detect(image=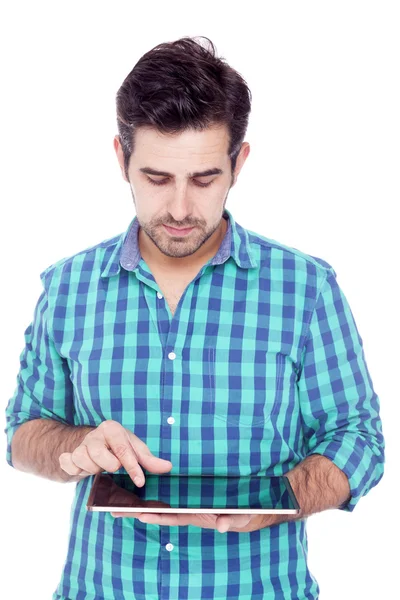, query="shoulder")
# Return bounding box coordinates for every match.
[246,226,335,277]
[38,230,123,291]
